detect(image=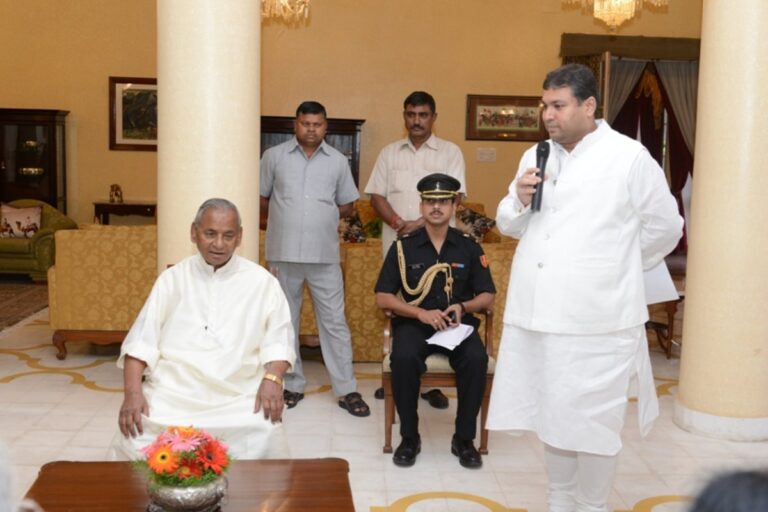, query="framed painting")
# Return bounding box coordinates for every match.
[109,76,157,151]
[465,95,547,142]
